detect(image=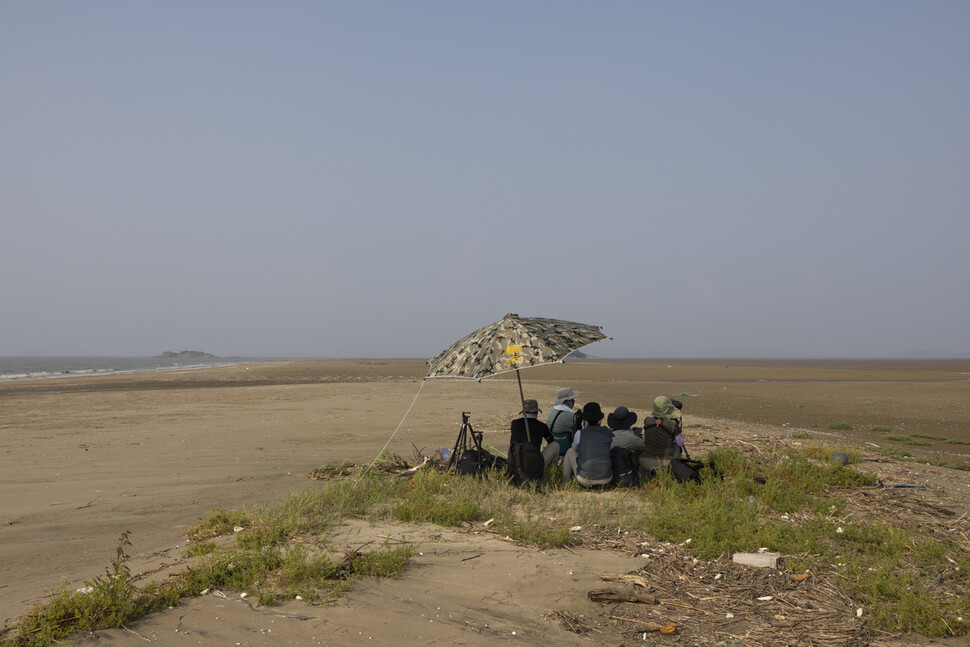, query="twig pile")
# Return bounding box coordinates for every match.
[586,544,870,646]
